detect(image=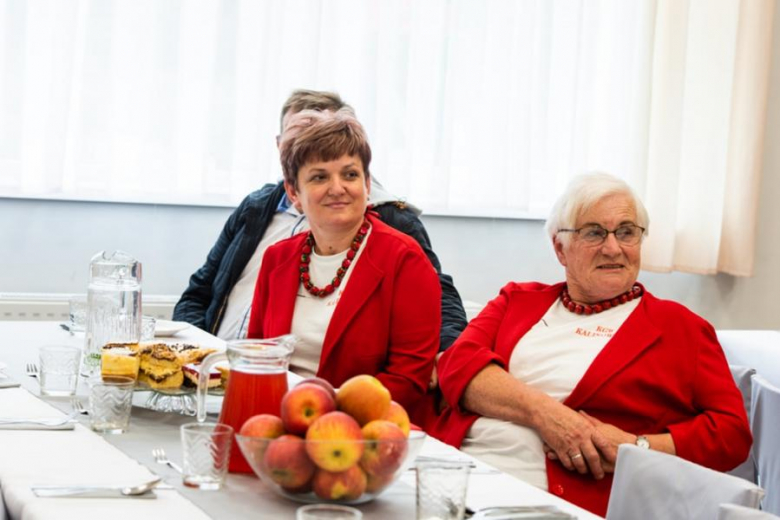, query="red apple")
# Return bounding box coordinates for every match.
[305,411,364,472]
[312,466,367,501]
[281,383,337,435]
[365,471,394,494]
[336,375,391,426]
[296,376,337,400]
[239,414,285,463]
[359,420,408,477]
[239,414,285,439]
[262,434,316,490]
[381,401,411,437]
